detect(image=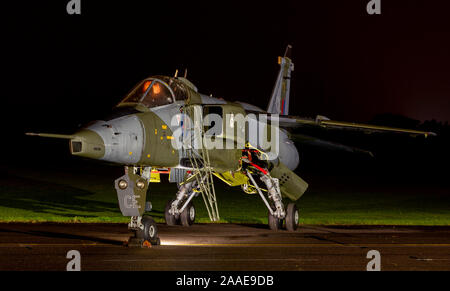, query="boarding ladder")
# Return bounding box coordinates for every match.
[181,105,220,222]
